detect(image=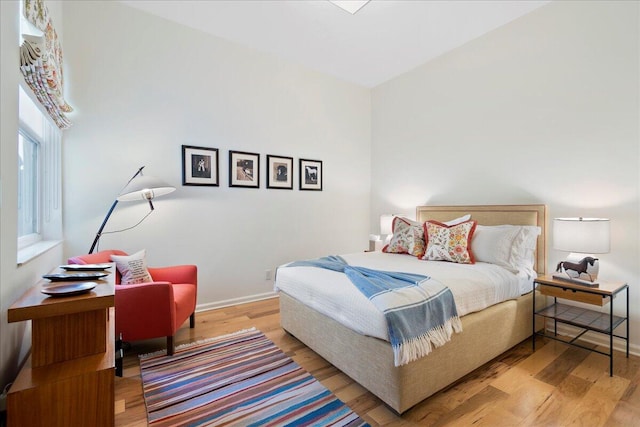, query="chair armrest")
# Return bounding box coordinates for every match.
[114,282,176,340]
[148,265,197,285]
[115,282,174,311]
